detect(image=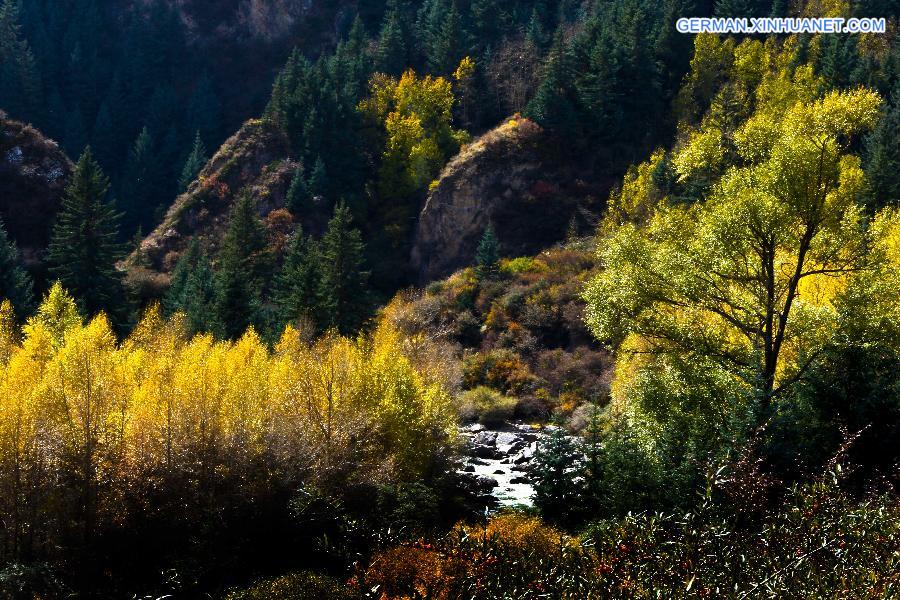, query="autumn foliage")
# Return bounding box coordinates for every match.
[0,284,455,580]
